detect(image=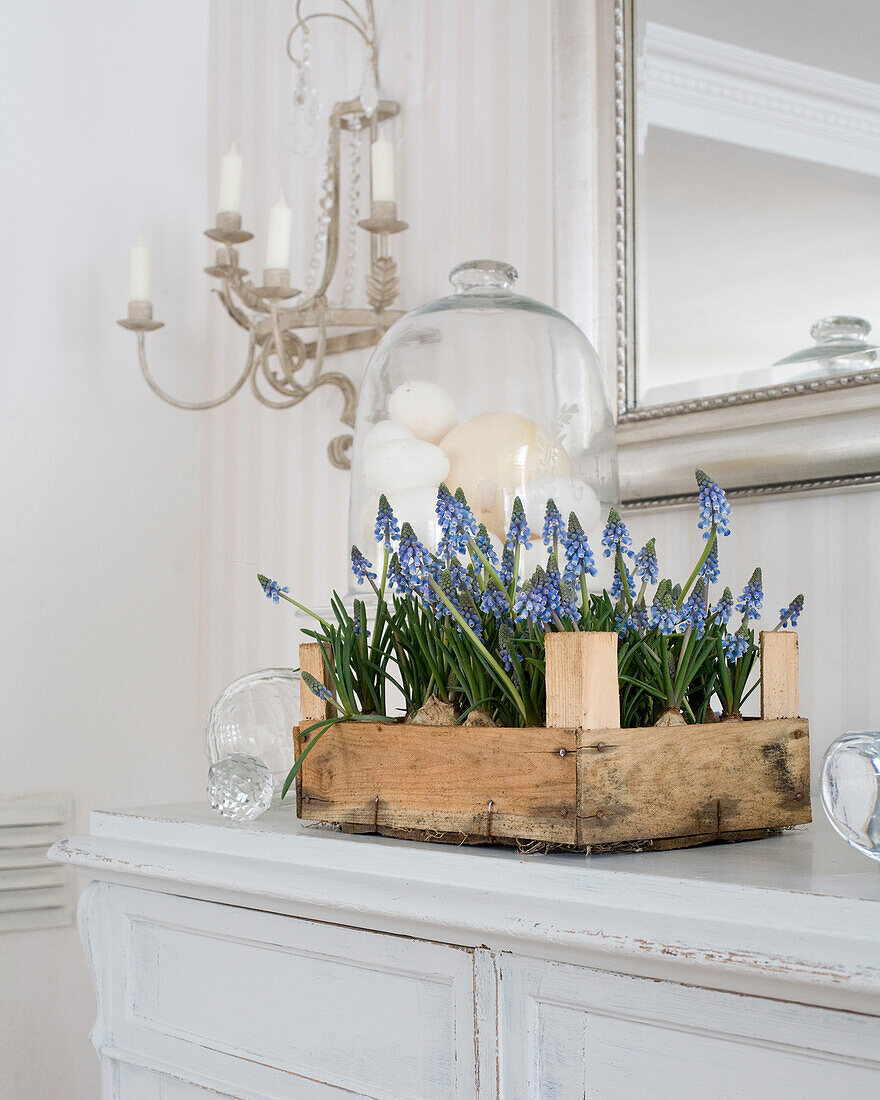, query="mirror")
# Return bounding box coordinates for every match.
[628,0,880,412]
